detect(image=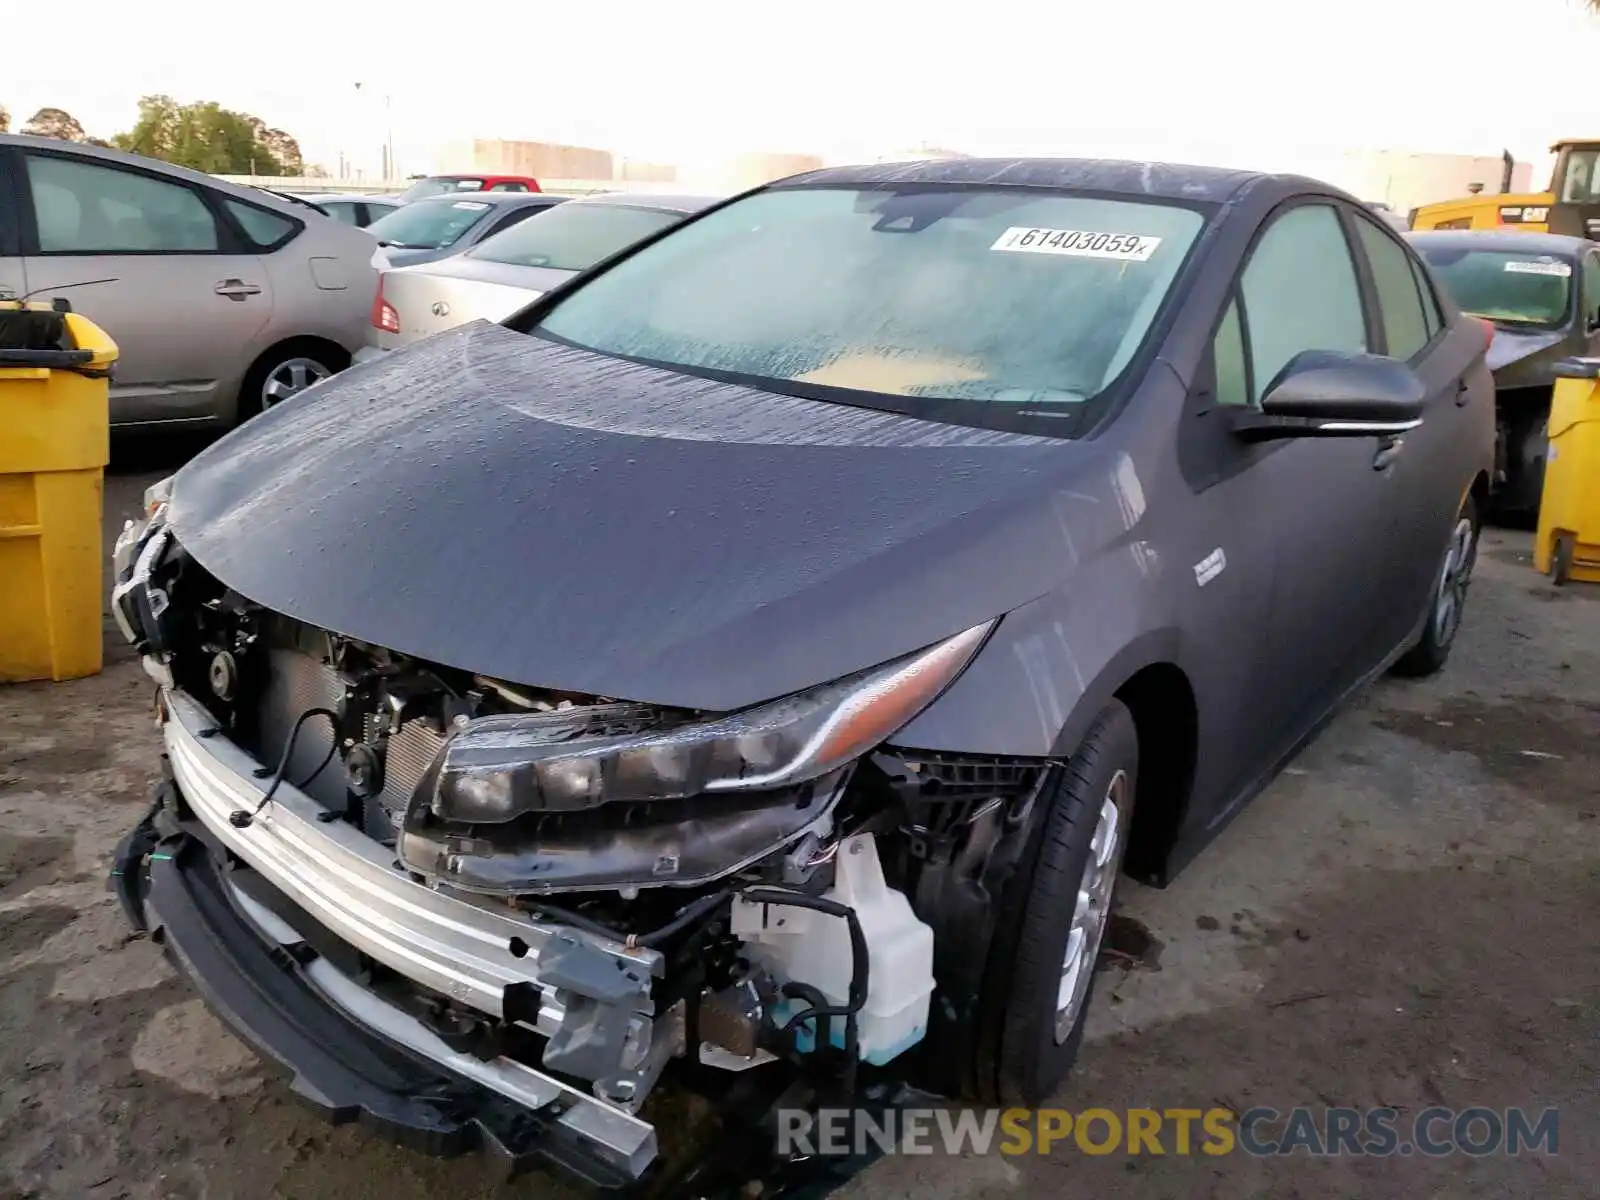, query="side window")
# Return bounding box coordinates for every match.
[1582,253,1600,330]
[323,201,361,226]
[1239,204,1367,401]
[1408,256,1443,339]
[222,198,299,248]
[488,181,528,192]
[484,207,539,238]
[1354,214,1430,359]
[1212,297,1250,406]
[25,153,219,253]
